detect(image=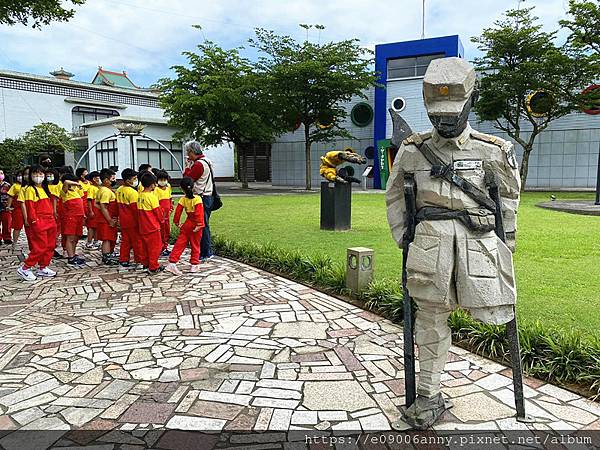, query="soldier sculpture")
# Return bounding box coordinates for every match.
[386,57,523,429]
